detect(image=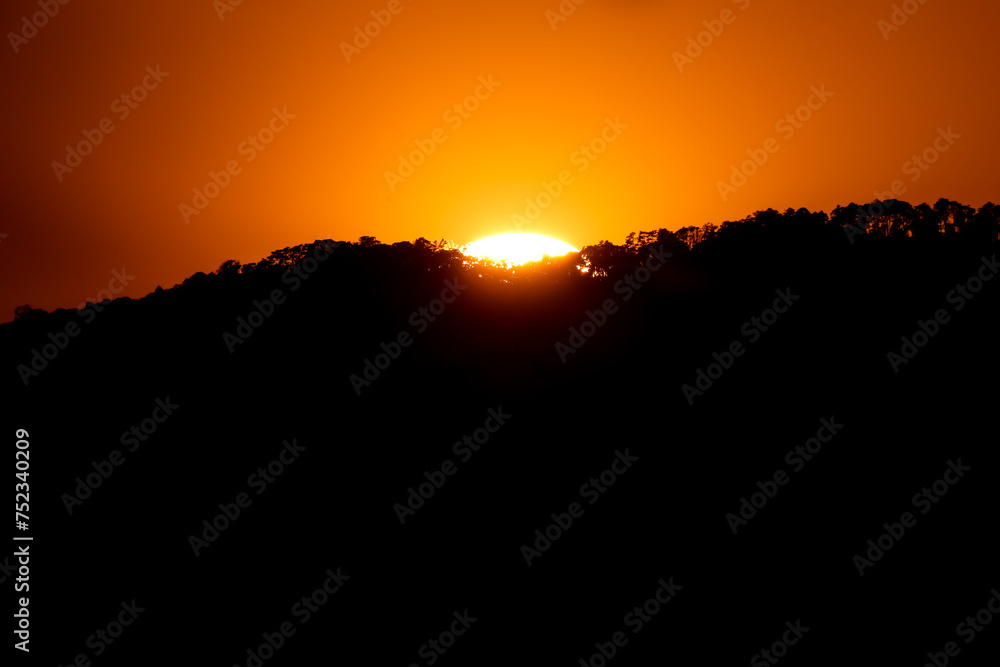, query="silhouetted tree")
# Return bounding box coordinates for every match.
[655,228,689,258]
[910,203,940,240]
[581,240,637,278]
[967,202,1000,242]
[882,199,913,239]
[933,198,974,237]
[13,304,45,321]
[217,259,242,275]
